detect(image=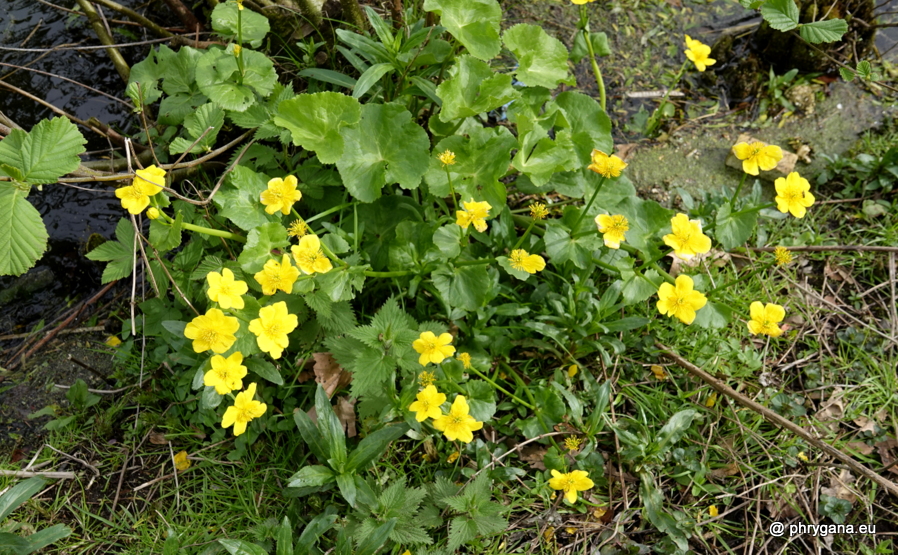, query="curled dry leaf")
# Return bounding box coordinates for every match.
[149,432,168,445]
[709,462,740,480]
[520,443,548,470]
[820,469,857,504]
[335,395,357,438]
[844,441,875,456]
[667,249,730,278]
[312,352,353,398]
[875,438,898,475]
[853,415,877,434]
